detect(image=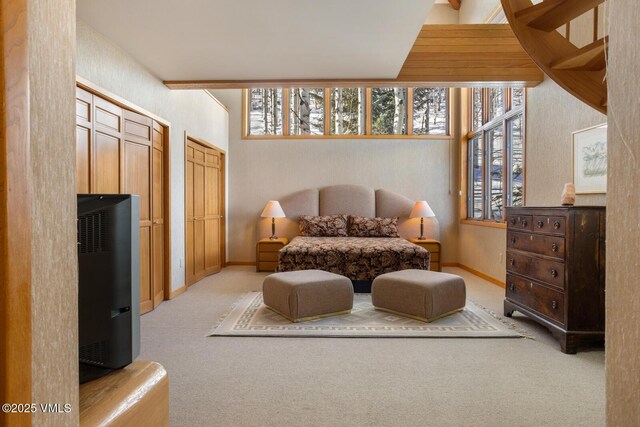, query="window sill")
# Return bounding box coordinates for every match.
[460,219,507,229]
